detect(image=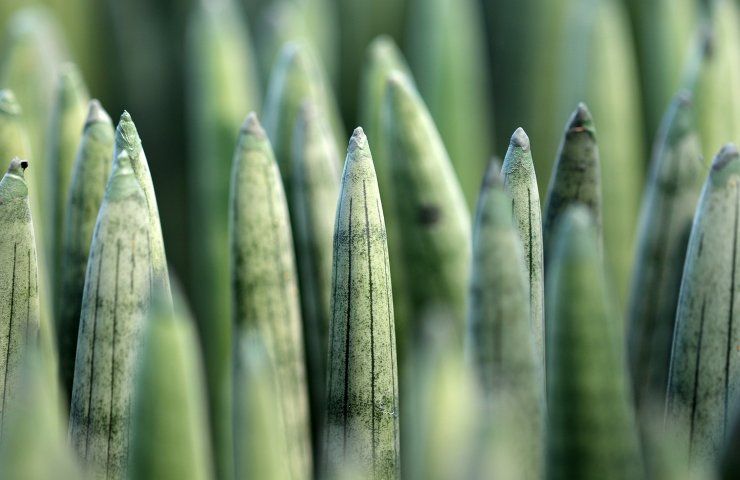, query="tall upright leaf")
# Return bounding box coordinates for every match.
[47,63,89,302]
[381,73,470,350]
[0,159,40,429]
[263,41,345,204]
[324,128,399,479]
[627,92,705,411]
[69,151,154,479]
[546,207,643,479]
[230,113,311,480]
[501,127,544,364]
[543,104,602,261]
[666,144,740,465]
[114,112,170,297]
[57,100,114,402]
